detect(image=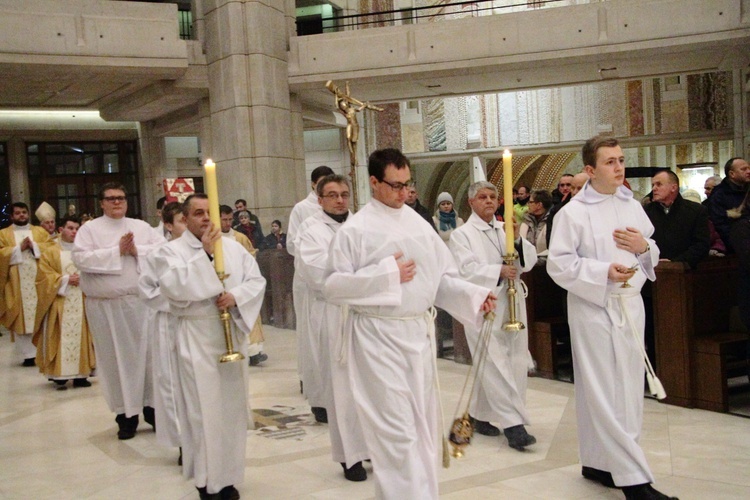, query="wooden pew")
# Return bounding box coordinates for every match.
[652,257,746,411]
[524,264,569,380]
